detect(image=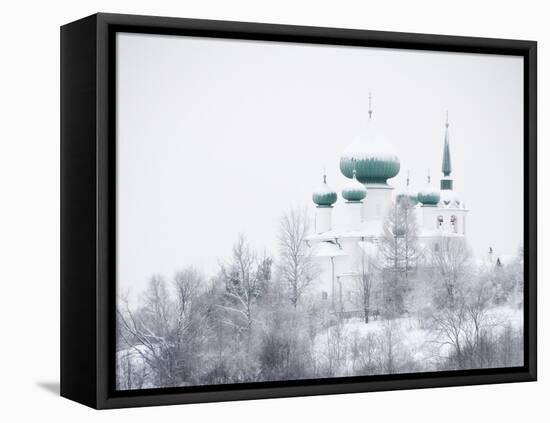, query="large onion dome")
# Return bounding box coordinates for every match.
[312,174,337,207]
[340,121,400,185]
[418,176,440,206]
[342,169,367,202]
